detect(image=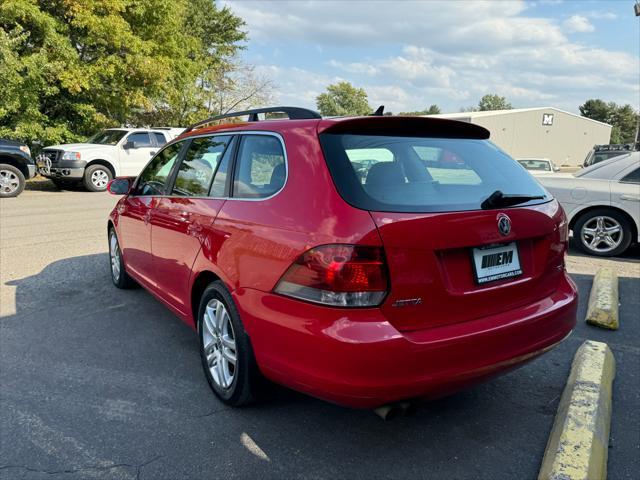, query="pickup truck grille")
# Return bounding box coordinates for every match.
[41,149,62,164]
